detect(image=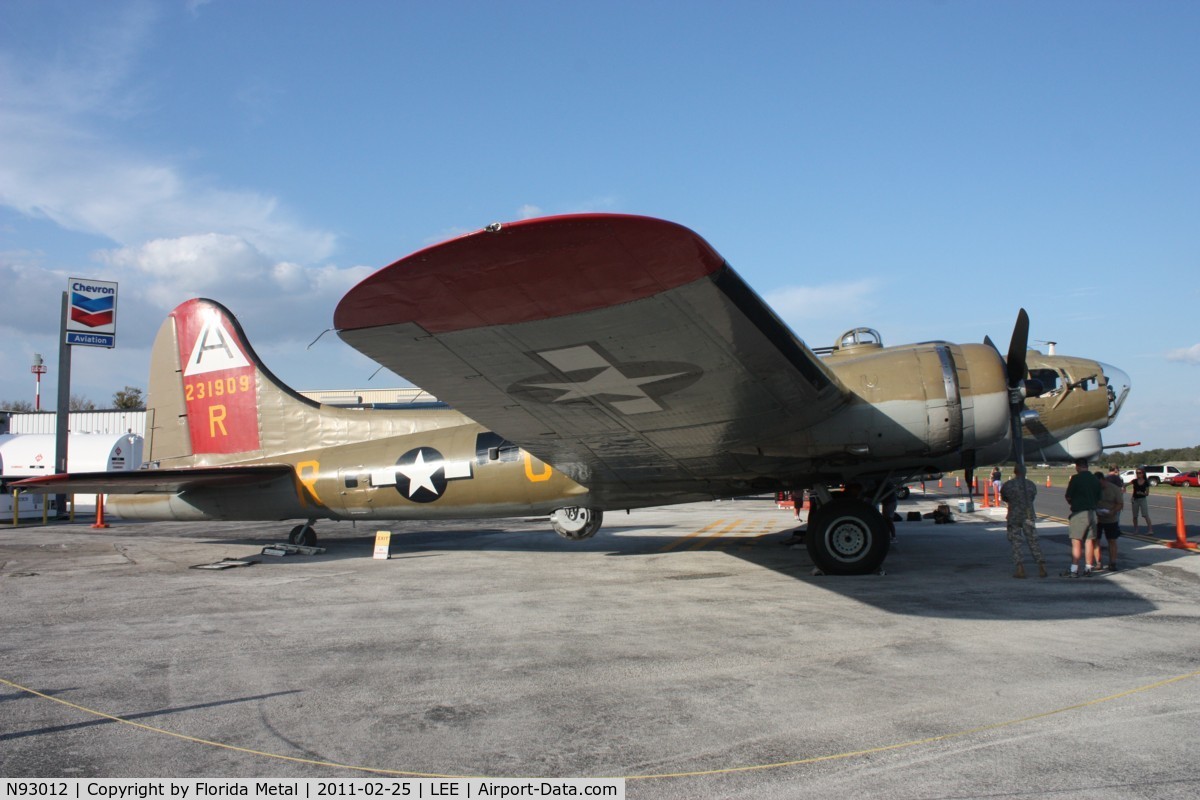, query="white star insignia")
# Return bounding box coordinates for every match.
[396,450,442,498]
[529,345,686,414]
